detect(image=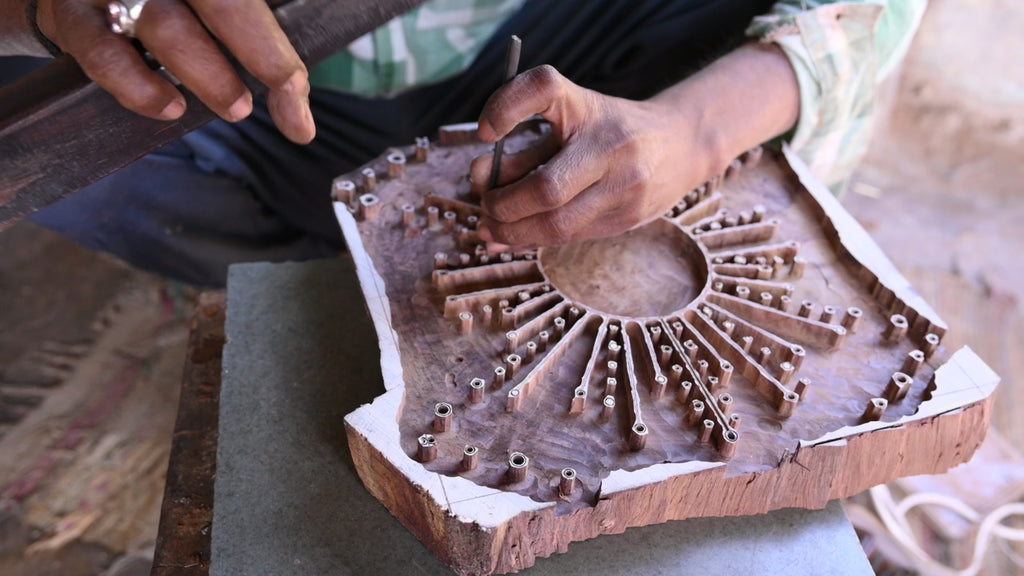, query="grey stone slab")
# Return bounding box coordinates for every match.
[212,259,873,576]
